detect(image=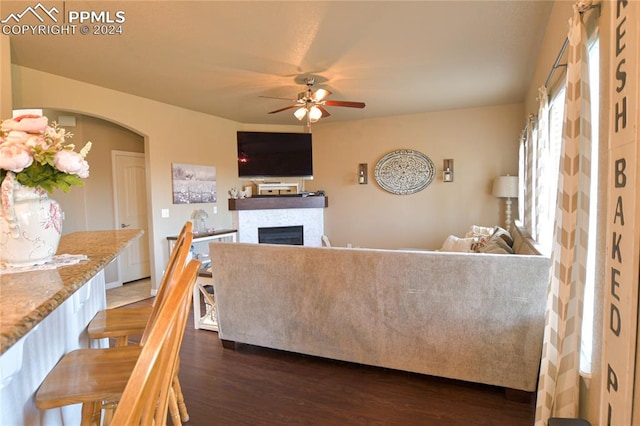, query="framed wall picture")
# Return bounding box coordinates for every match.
[171,163,217,204]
